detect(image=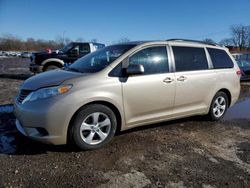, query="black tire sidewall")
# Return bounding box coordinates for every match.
[71,104,117,150]
[45,65,60,71]
[209,92,228,121]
